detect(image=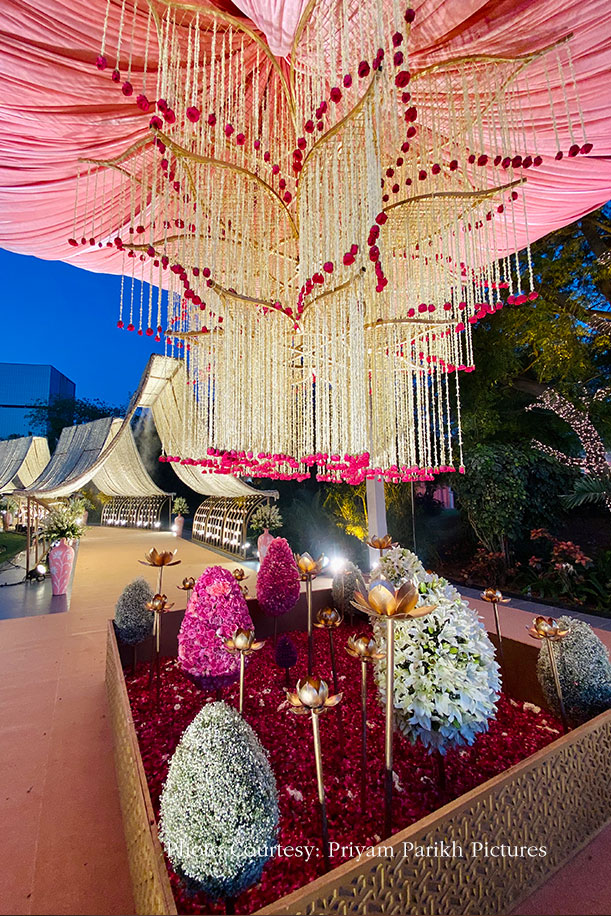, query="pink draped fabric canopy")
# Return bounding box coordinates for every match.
[0,0,610,278]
